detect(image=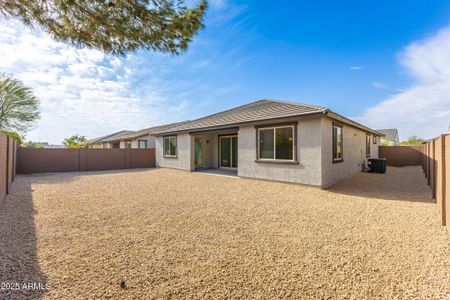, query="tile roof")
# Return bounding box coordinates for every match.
[90,130,134,143]
[376,129,399,142]
[157,99,327,134]
[101,121,192,142]
[91,121,192,143]
[155,99,382,135]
